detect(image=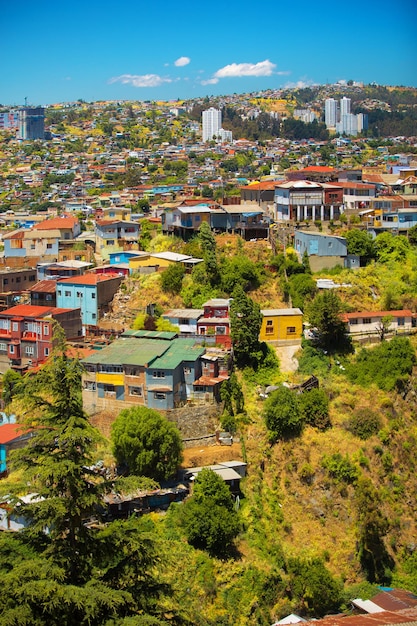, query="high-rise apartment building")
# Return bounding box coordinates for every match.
[340,97,351,116]
[324,98,339,128]
[202,107,222,142]
[18,107,45,140]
